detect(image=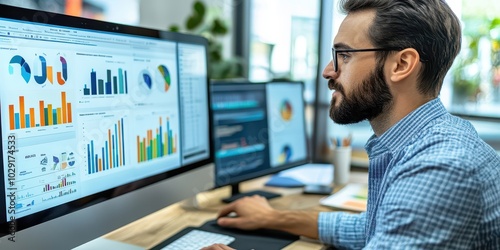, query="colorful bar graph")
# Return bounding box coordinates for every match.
[42,177,76,192]
[136,117,177,163]
[42,189,76,202]
[8,92,72,130]
[87,118,126,174]
[83,68,128,96]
